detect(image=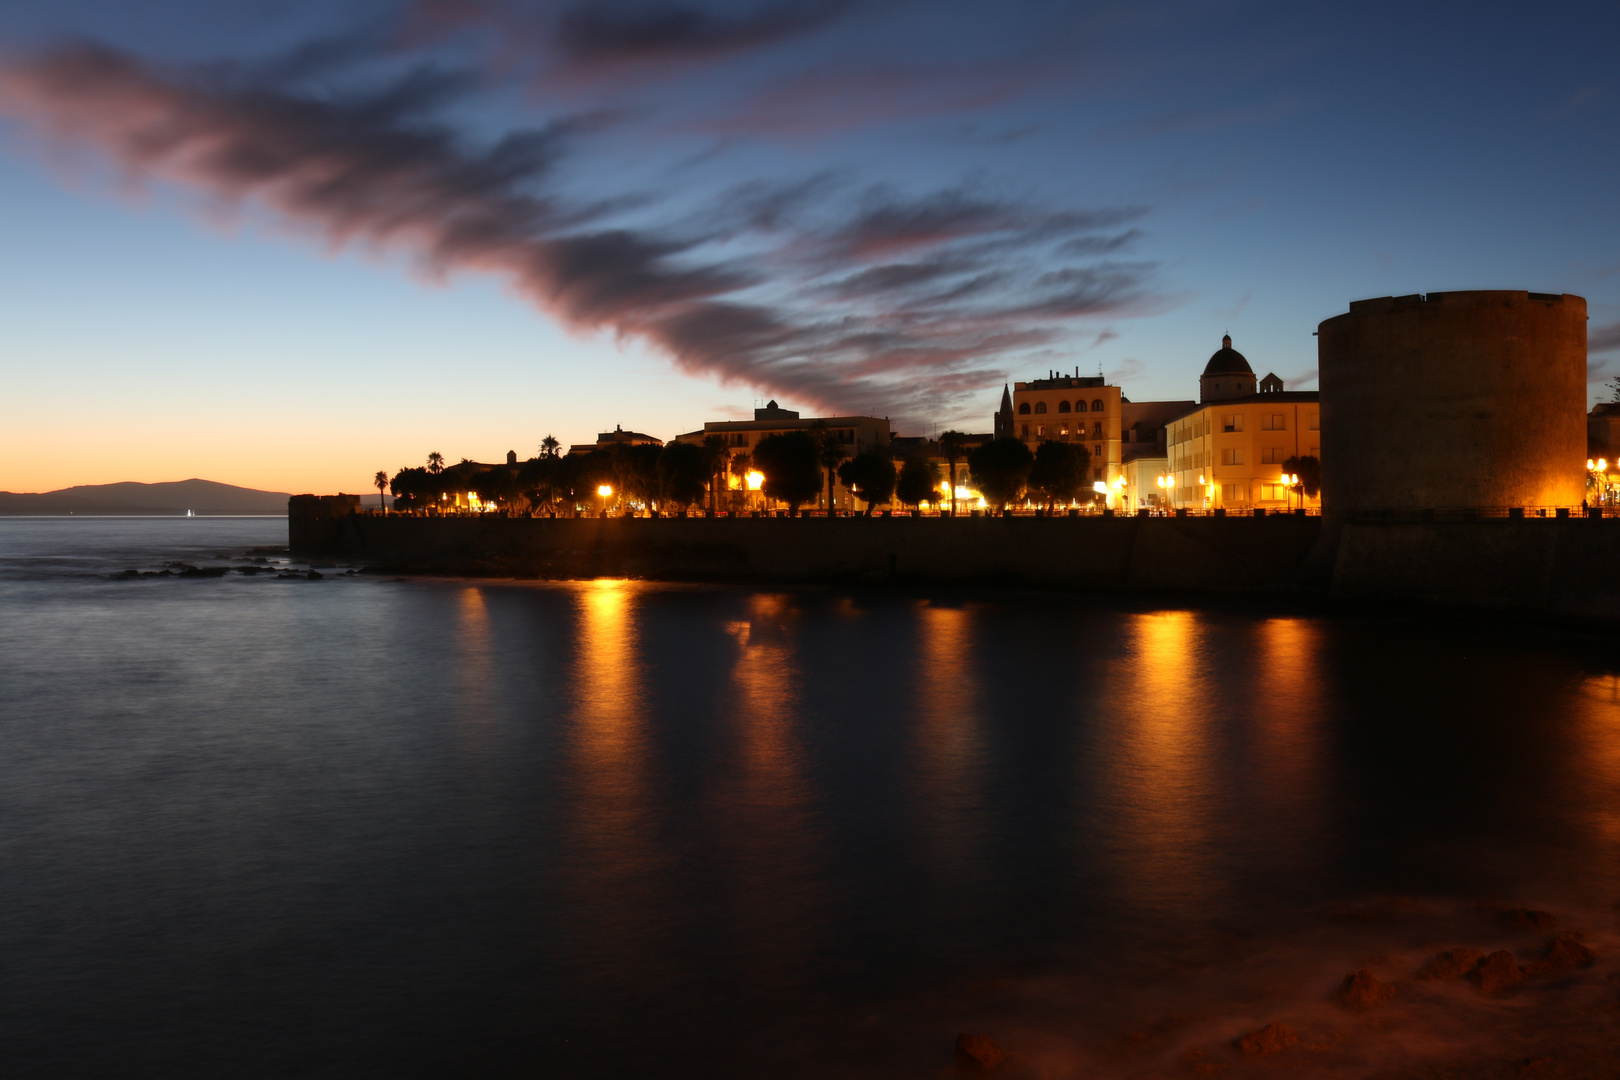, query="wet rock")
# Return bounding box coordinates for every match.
[955,1033,1006,1073]
[1416,947,1487,981]
[1333,969,1396,1010]
[305,569,324,580]
[1235,1022,1298,1056]
[116,569,141,579]
[1500,908,1558,931]
[1526,932,1595,977]
[1469,950,1525,994]
[177,565,230,577]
